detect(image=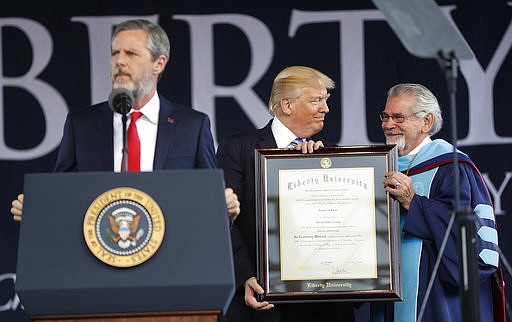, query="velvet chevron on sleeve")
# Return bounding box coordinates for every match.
[396,139,503,322]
